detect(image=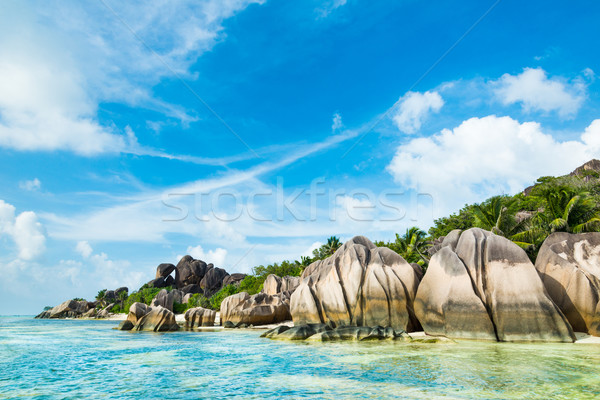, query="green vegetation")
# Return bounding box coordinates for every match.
[427,169,600,261]
[120,286,170,313]
[95,289,107,302]
[376,227,430,267]
[312,236,342,260]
